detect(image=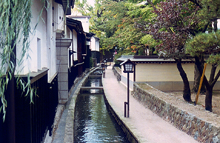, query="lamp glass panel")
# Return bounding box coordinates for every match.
[125,63,132,72]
